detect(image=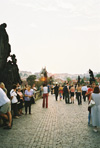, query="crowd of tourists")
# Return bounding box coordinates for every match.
[0,81,100,132]
[52,82,100,133]
[0,82,37,129]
